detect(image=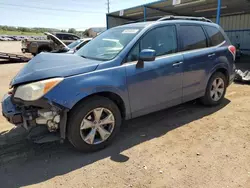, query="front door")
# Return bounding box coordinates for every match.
[124,25,184,118]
